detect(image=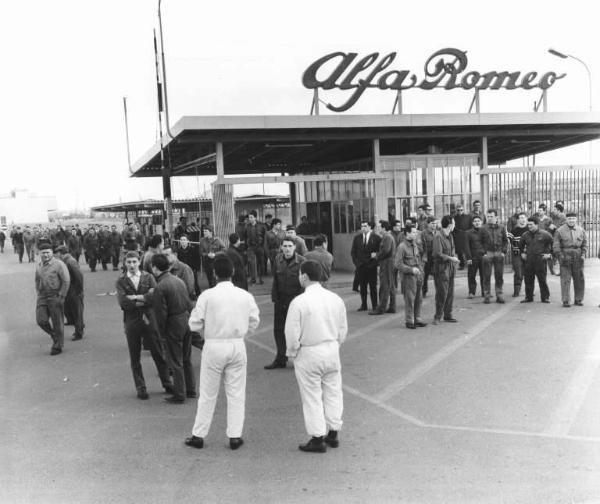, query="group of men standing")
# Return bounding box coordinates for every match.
[349,198,590,329]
